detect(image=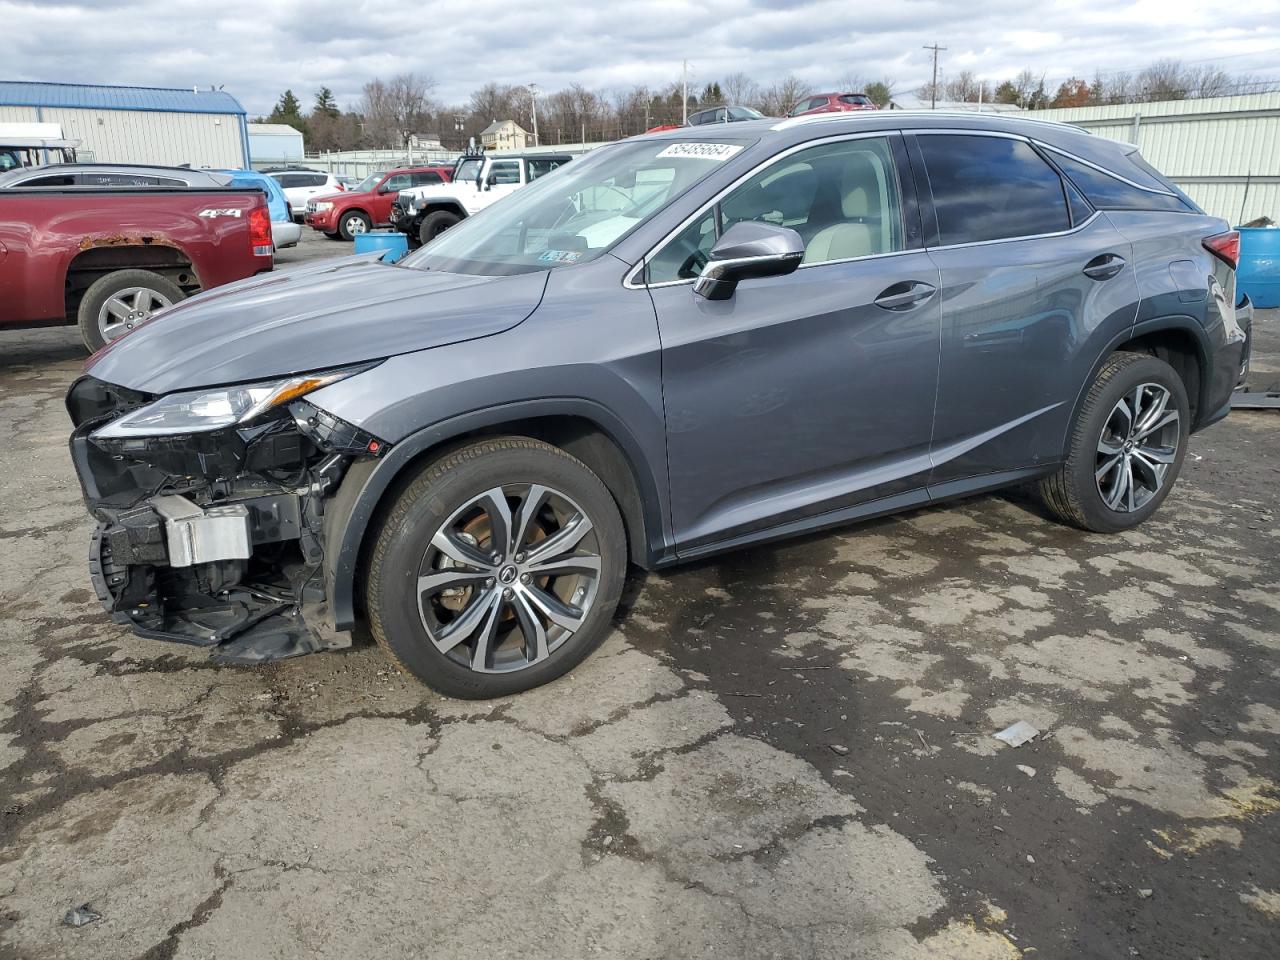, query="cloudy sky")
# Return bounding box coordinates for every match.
[3,0,1279,115]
